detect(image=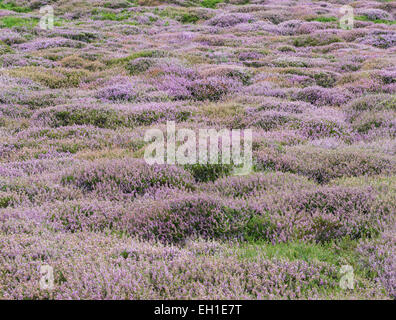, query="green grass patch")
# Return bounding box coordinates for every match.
[201,0,224,9]
[307,16,337,23]
[232,238,384,298]
[237,241,341,264]
[53,18,67,27]
[355,16,396,25]
[0,16,38,28]
[235,238,381,281]
[0,0,31,13]
[99,12,129,21]
[184,163,234,183]
[156,7,201,24]
[181,13,199,24]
